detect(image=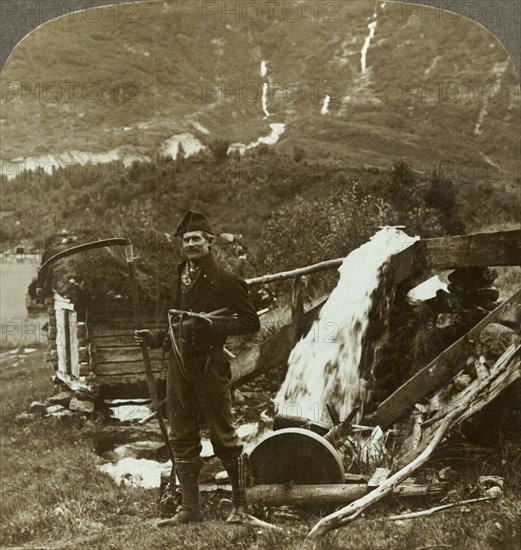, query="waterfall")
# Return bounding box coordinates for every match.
[360,14,378,74]
[275,228,419,423]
